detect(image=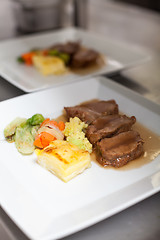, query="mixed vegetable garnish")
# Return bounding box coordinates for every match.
[4,114,45,154]
[4,114,92,155]
[17,49,70,66]
[34,118,65,149]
